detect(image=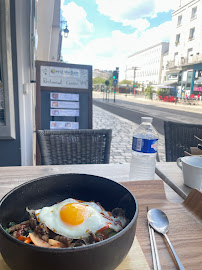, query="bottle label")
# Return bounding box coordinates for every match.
[132,138,158,153]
